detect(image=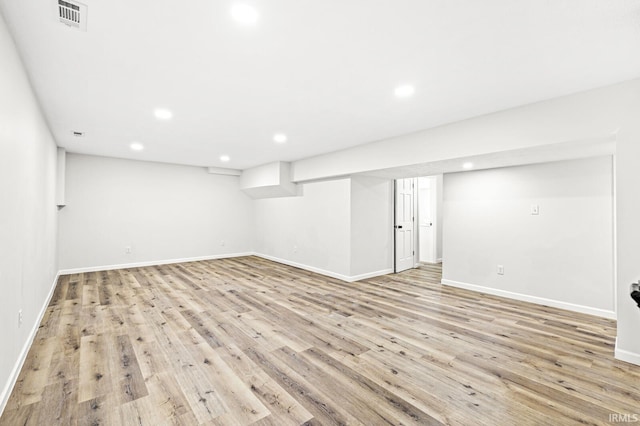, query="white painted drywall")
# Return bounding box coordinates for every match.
[350,176,394,277]
[253,178,352,278]
[0,15,59,411]
[58,154,254,271]
[56,147,66,206]
[442,157,614,315]
[240,161,298,199]
[291,81,635,183]
[615,101,640,365]
[253,176,394,280]
[240,162,282,188]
